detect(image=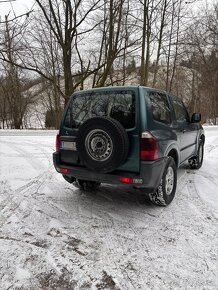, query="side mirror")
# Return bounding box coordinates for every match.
[191,113,201,123]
